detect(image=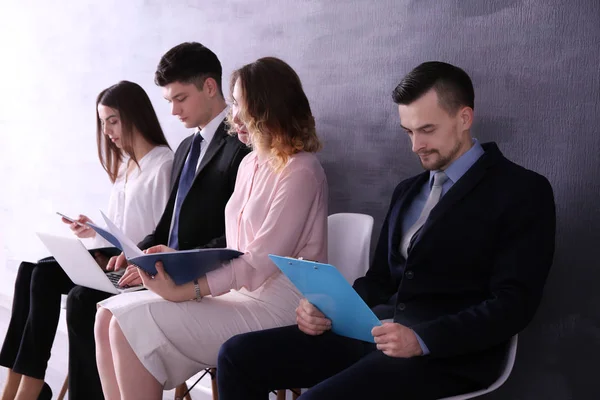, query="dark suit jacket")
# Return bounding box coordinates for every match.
[353,142,556,385]
[137,121,250,251]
